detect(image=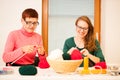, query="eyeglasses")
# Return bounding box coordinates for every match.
[77,26,88,31]
[25,21,39,26]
